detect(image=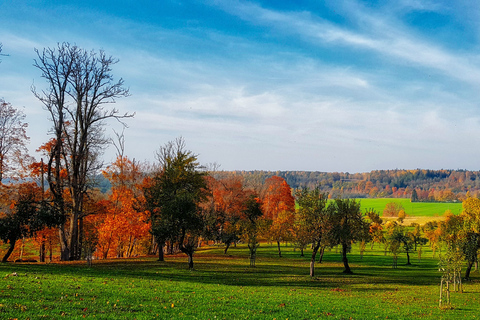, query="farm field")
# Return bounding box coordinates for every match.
[1,243,479,319]
[358,198,462,217]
